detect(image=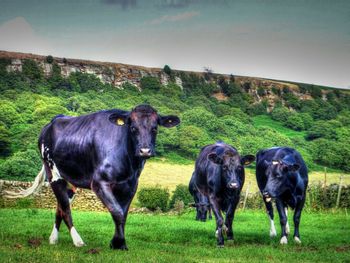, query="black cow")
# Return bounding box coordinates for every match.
[192,142,255,247]
[256,147,308,245]
[6,105,180,250]
[189,173,212,221]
